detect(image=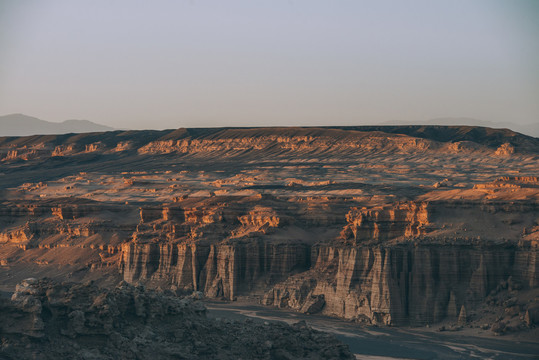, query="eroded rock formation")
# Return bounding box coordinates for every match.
[0,126,537,329]
[340,202,430,243]
[264,245,538,325]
